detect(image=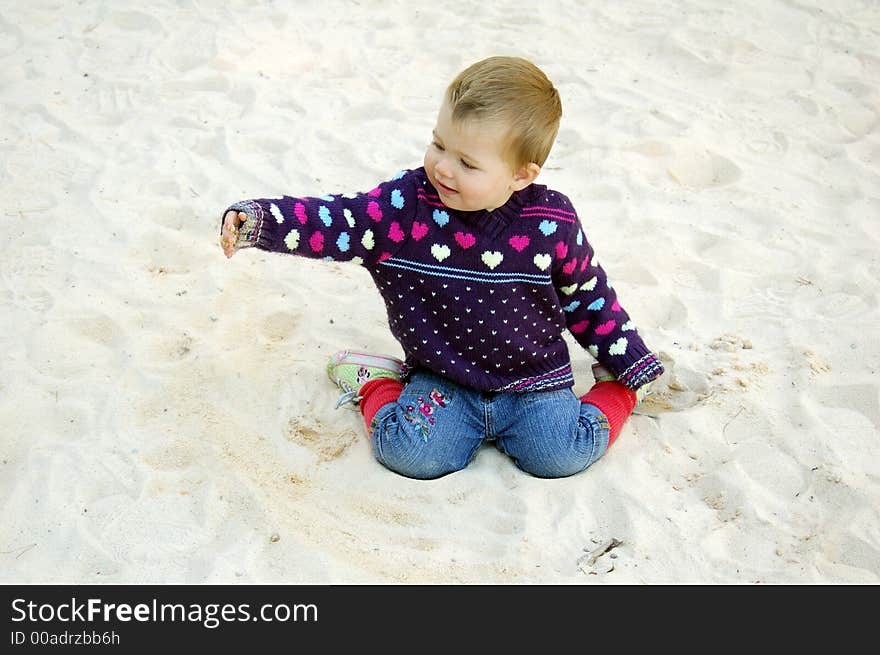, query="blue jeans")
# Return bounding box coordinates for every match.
[369,370,611,479]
